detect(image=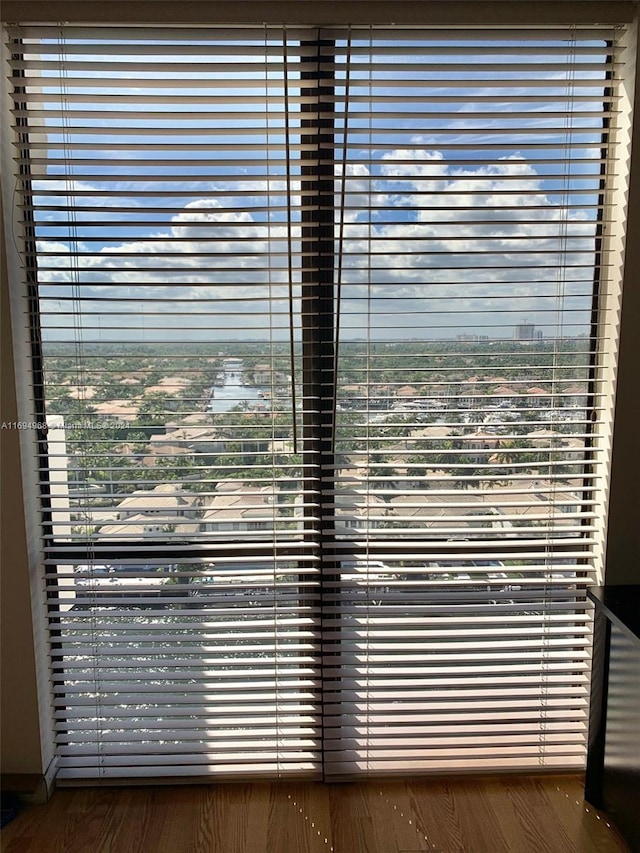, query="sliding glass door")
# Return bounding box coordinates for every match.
[4,22,629,780]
